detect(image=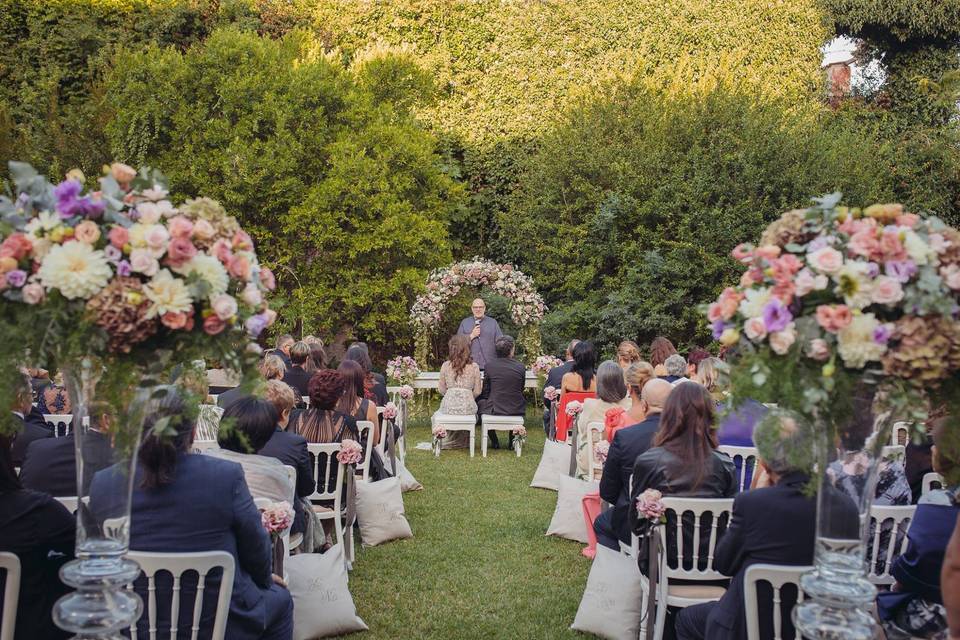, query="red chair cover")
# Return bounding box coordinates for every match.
[555,391,596,441]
